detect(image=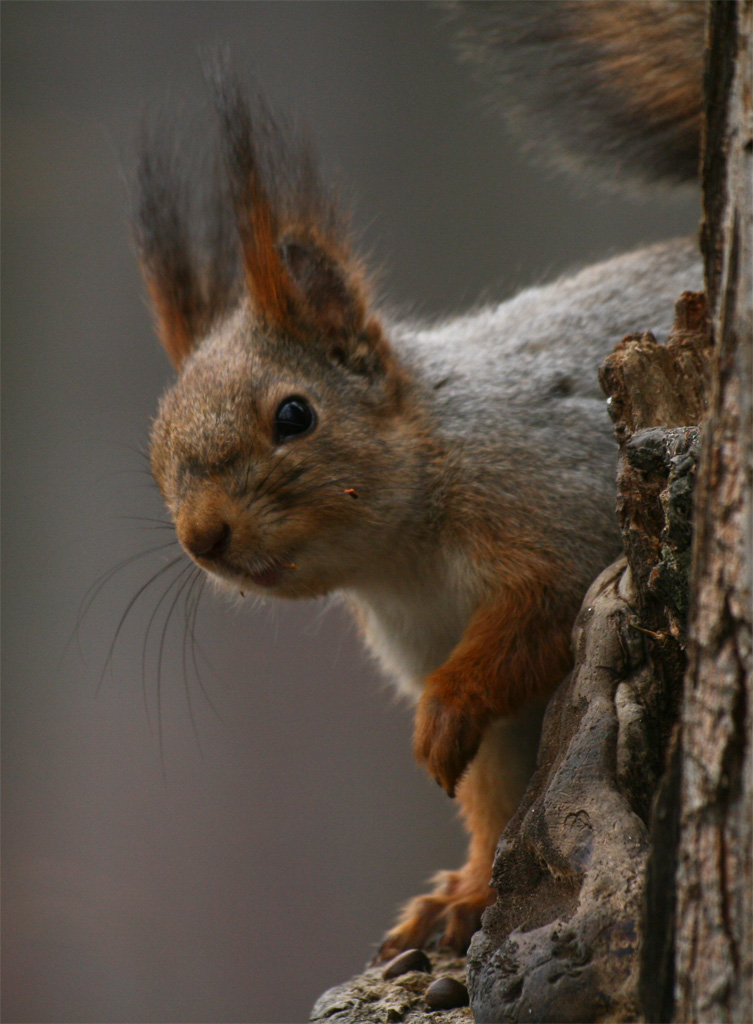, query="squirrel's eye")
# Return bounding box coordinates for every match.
[274,396,316,443]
